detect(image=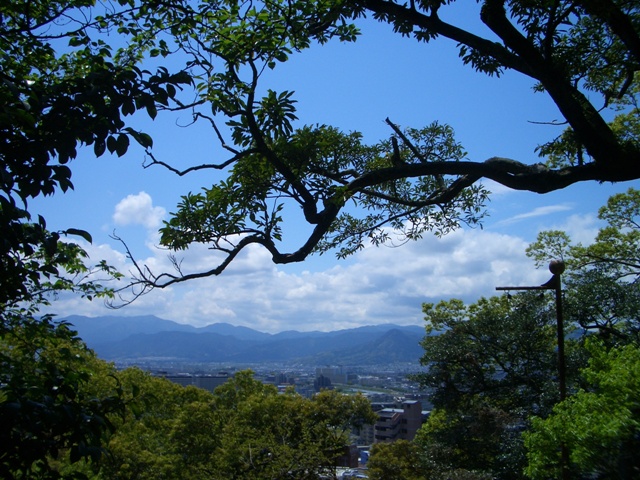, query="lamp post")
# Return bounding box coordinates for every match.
[496,260,569,478]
